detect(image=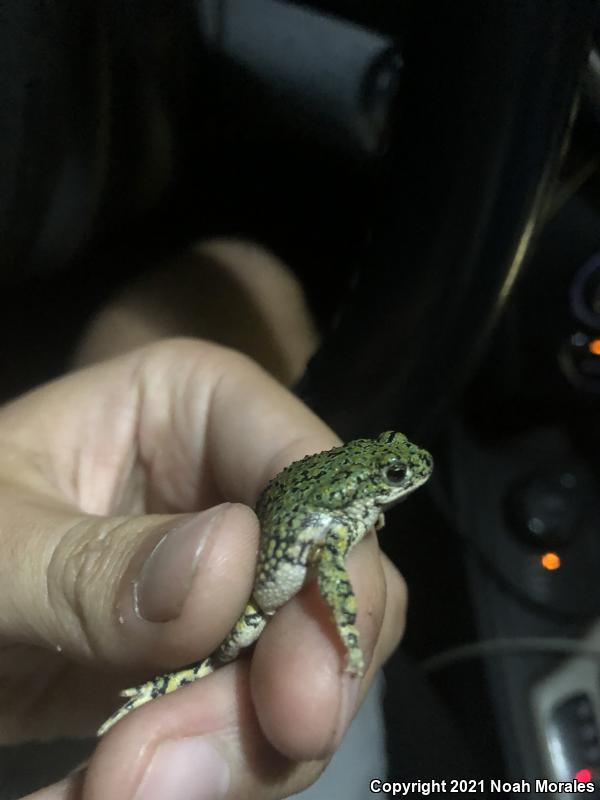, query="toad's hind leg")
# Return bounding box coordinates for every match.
[213,599,268,662]
[316,545,364,677]
[97,657,215,736]
[97,601,267,737]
